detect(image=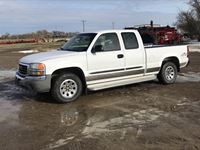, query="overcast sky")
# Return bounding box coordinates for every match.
[0,0,189,34]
